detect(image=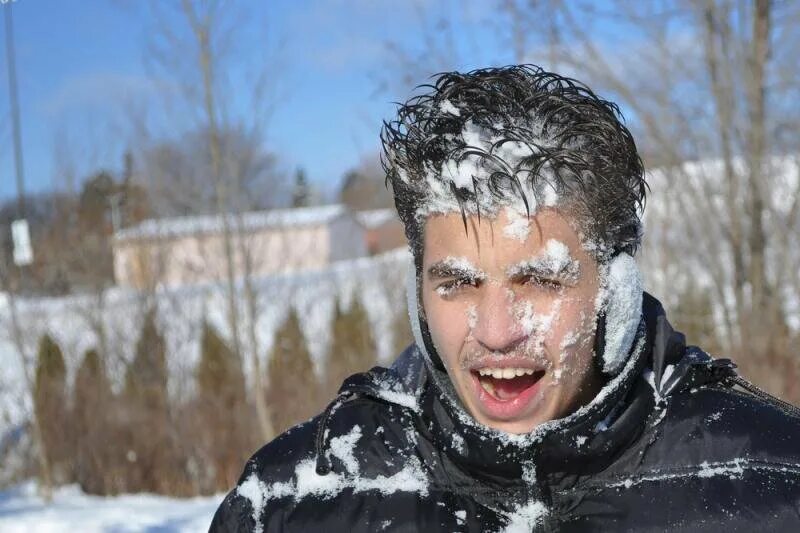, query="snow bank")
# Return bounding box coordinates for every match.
[0,481,223,532]
[641,154,800,340]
